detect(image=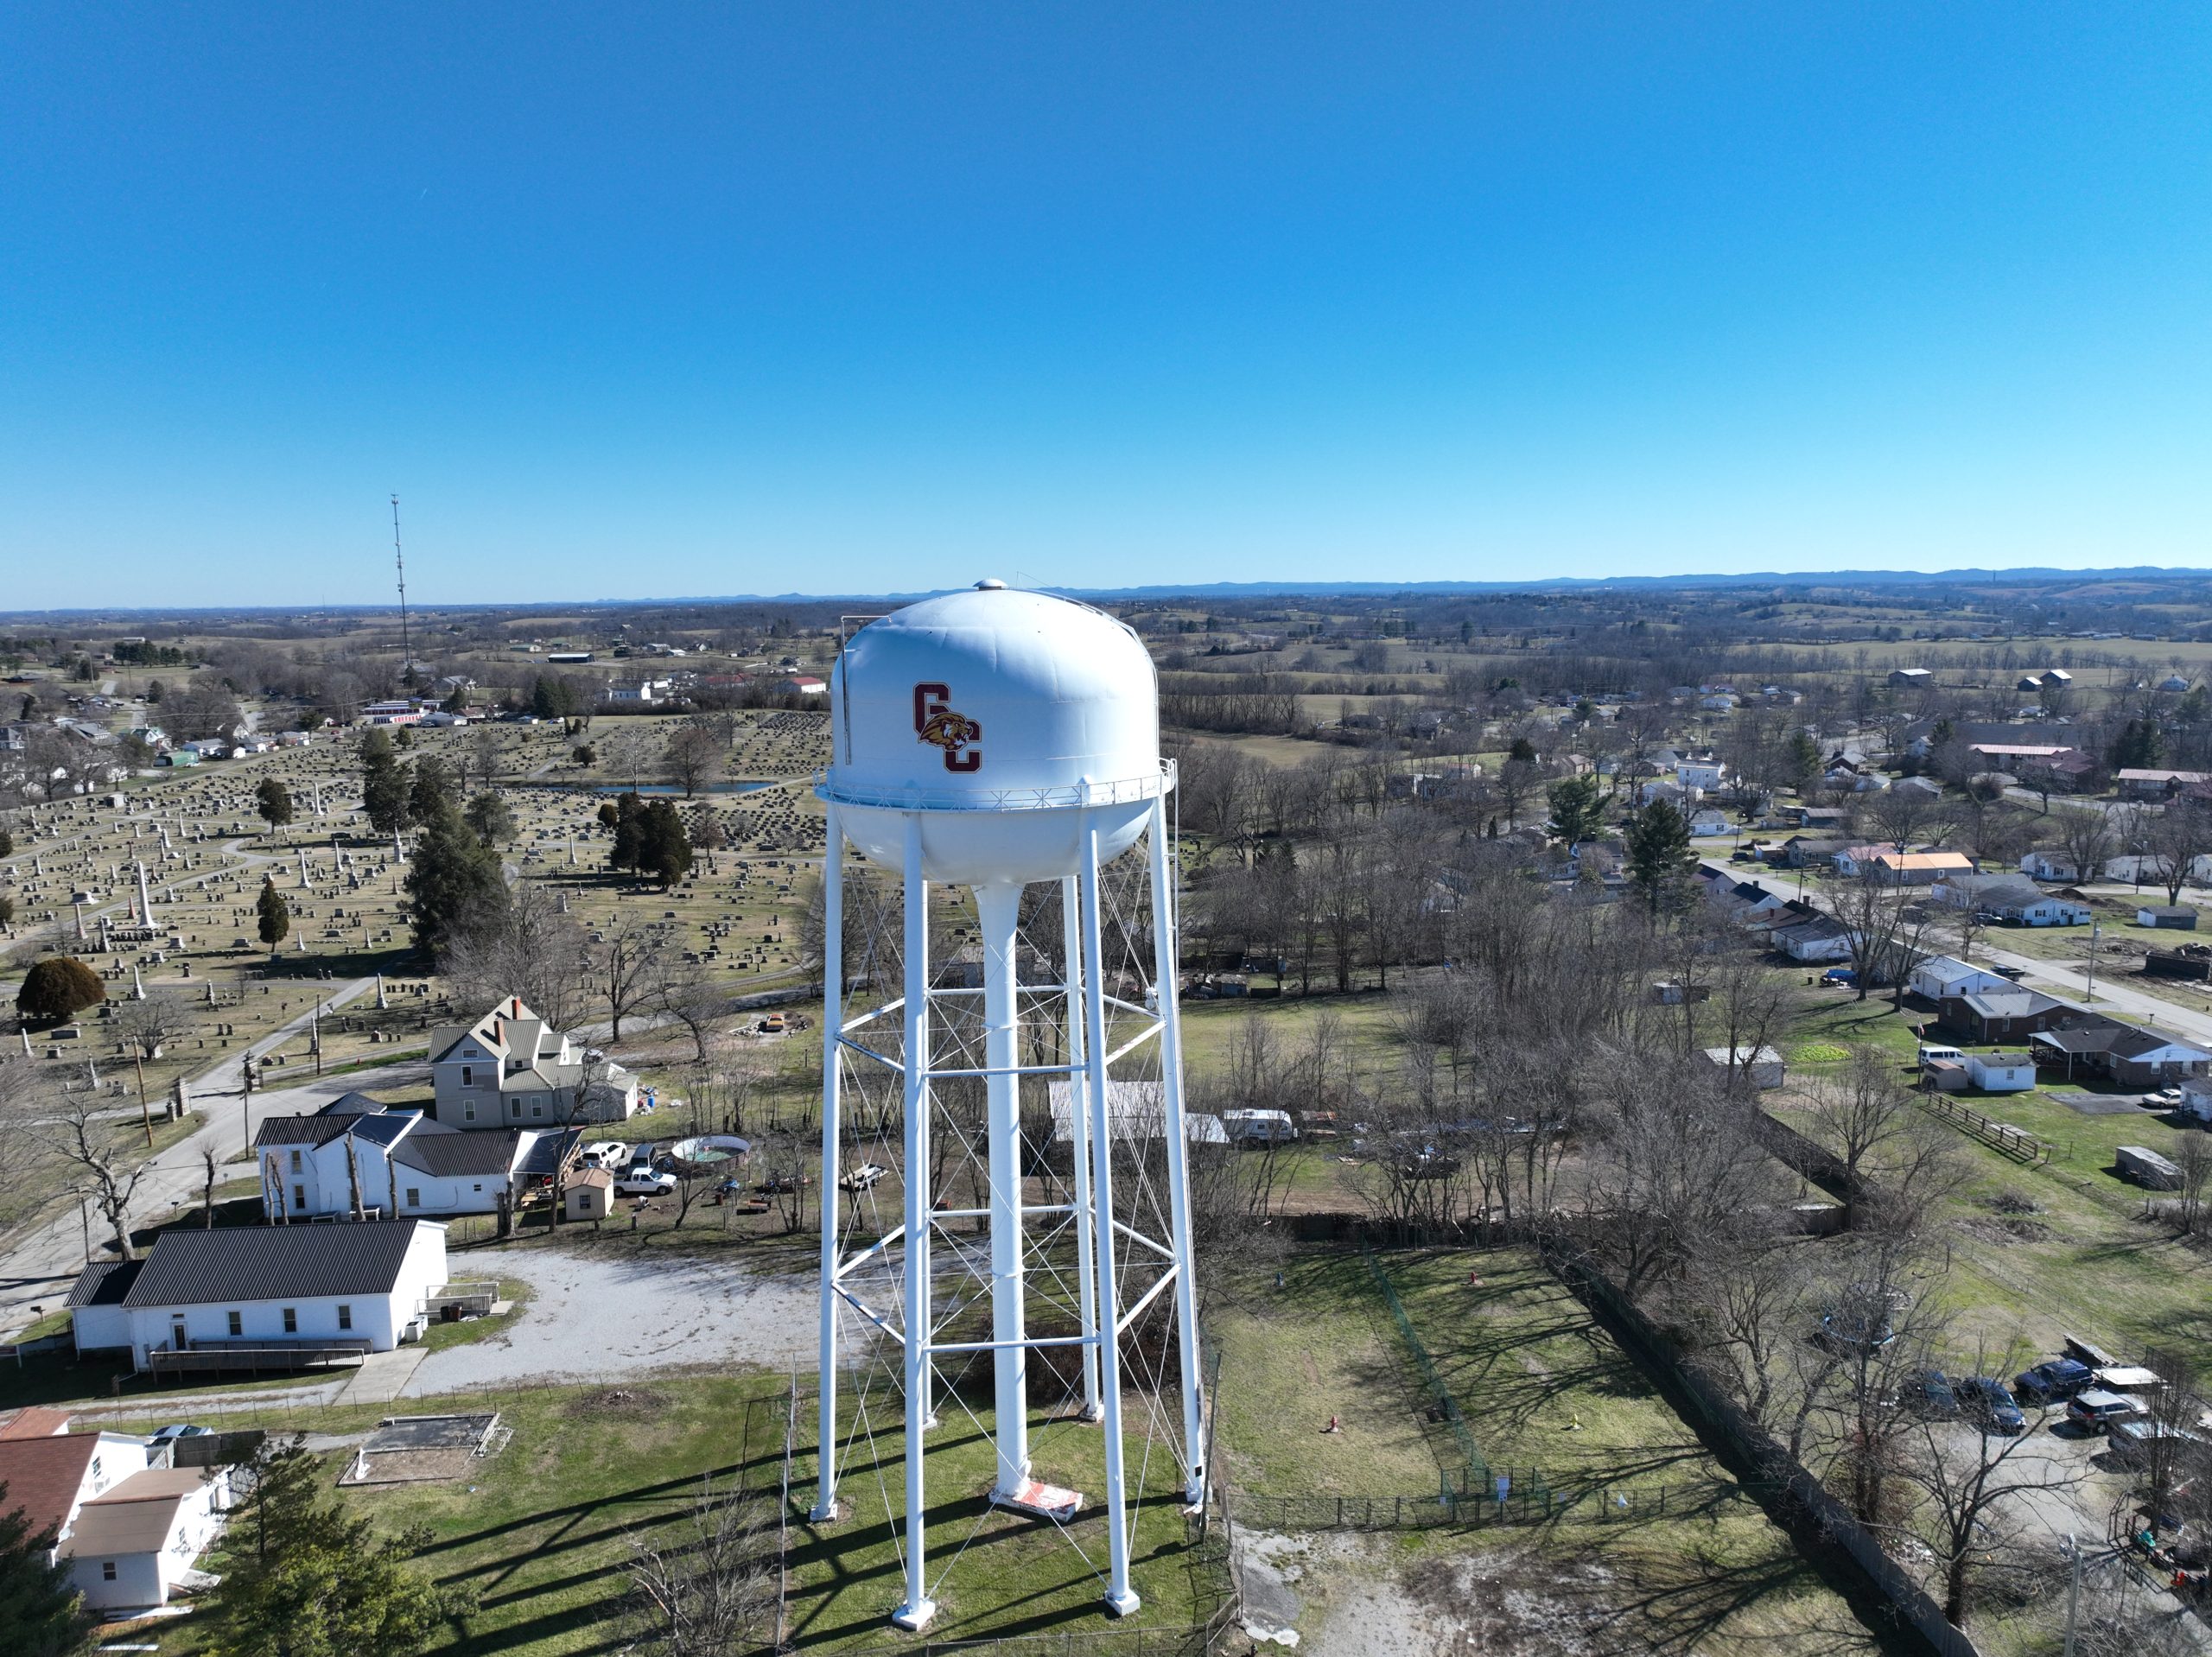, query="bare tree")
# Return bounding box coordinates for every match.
[1830,871,1915,1003]
[625,1476,779,1656]
[1897,1374,2082,1624]
[441,882,594,1031]
[2054,803,2119,886]
[48,1096,155,1259]
[653,955,726,1066]
[2144,800,2212,905]
[663,724,724,799]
